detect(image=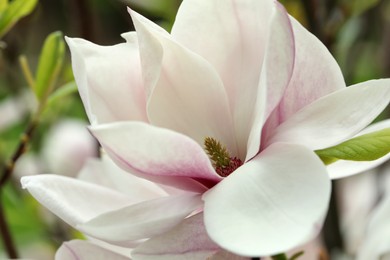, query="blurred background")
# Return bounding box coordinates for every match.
[1,0,390,259]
